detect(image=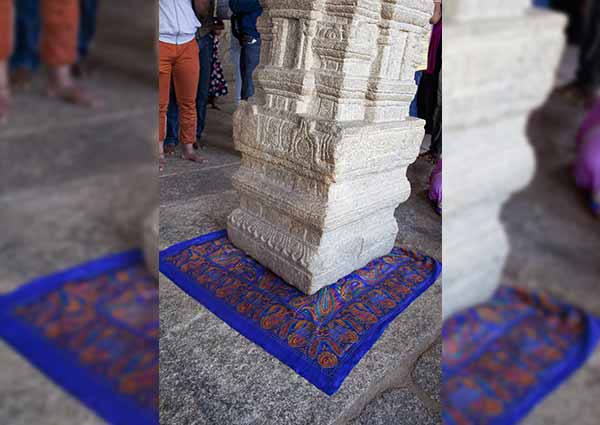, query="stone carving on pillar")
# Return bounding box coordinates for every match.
[442,1,566,318]
[228,0,433,295]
